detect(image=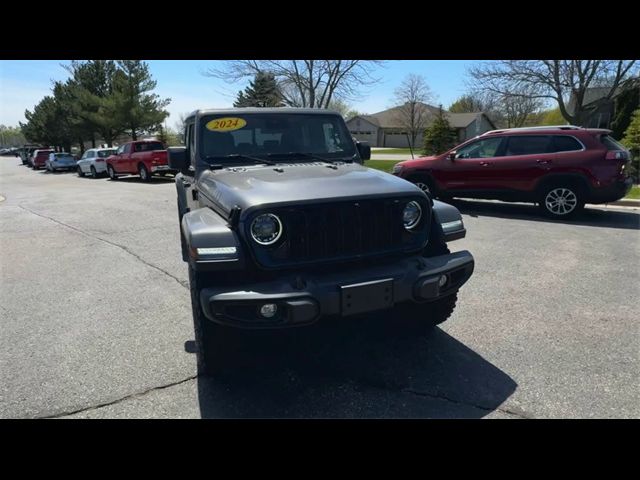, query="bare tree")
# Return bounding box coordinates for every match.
[393,74,434,152]
[469,60,638,125]
[205,60,383,108]
[499,88,544,127]
[174,112,188,135]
